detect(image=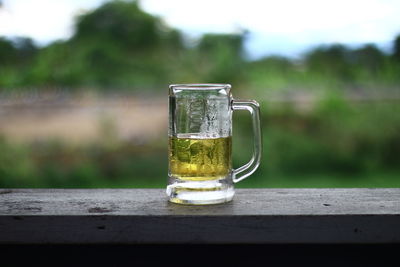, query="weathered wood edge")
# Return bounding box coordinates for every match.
[0,188,399,244]
[1,188,399,216]
[1,214,400,244]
